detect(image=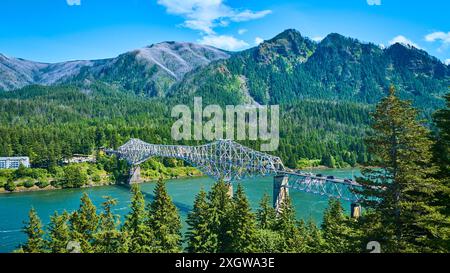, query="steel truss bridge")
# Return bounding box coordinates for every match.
[109,138,362,204]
